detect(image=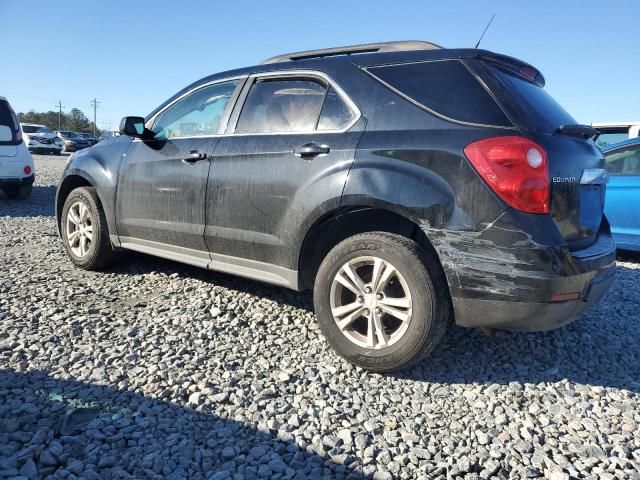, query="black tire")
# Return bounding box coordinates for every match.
[313,232,451,372]
[3,184,32,200]
[61,186,115,269]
